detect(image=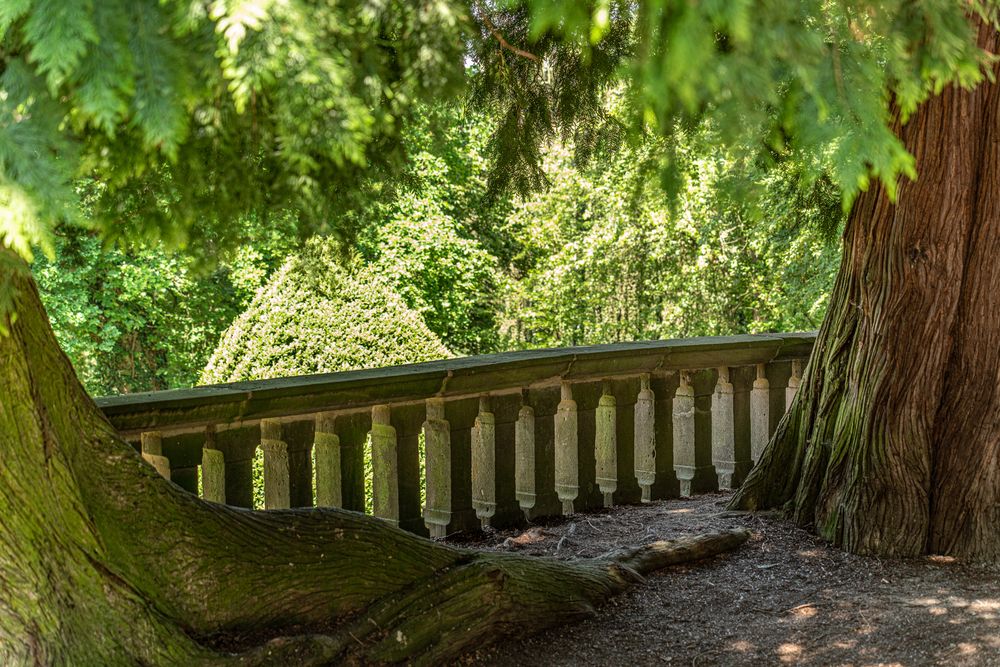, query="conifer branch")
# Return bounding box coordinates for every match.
[476,2,540,63]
